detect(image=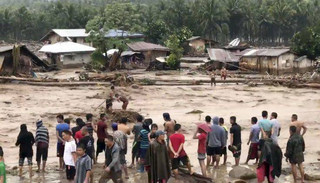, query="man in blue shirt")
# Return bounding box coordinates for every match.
[258,111,273,159]
[55,114,70,171]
